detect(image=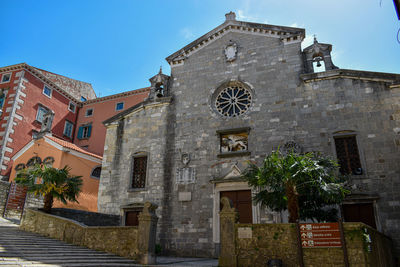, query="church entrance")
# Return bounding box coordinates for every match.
[220,190,252,223]
[342,203,376,229]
